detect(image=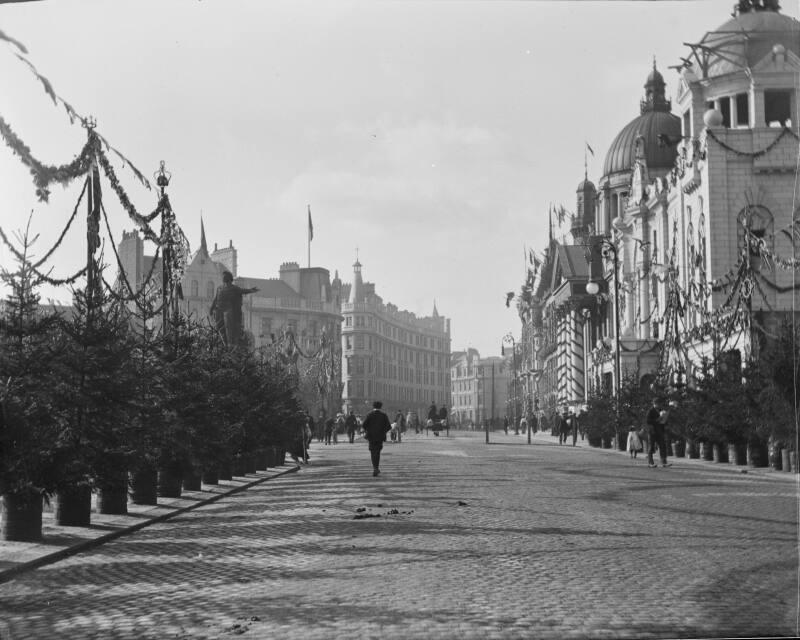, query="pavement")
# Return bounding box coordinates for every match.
[0,430,797,640]
[0,465,298,584]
